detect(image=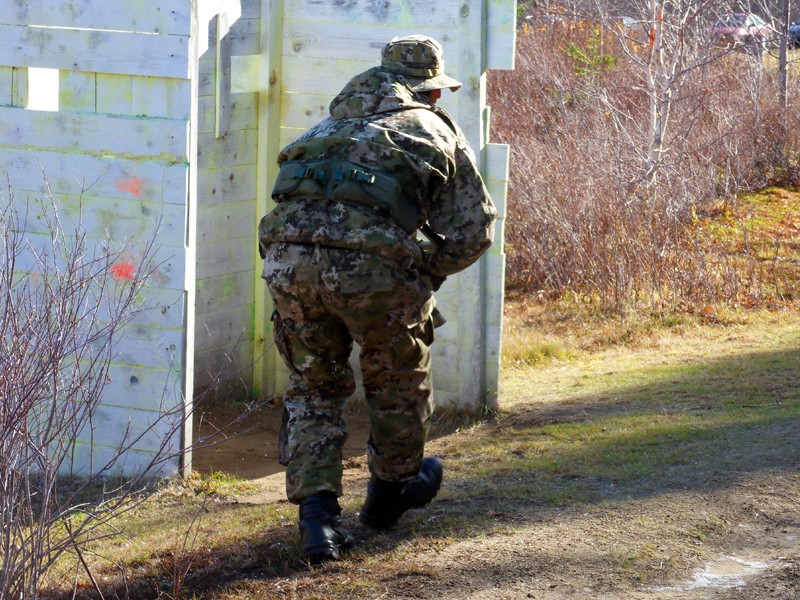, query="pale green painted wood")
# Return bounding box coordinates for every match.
[215,14,233,137]
[281,22,458,59]
[253,0,286,399]
[240,0,261,19]
[21,192,188,249]
[230,54,260,93]
[198,92,258,133]
[2,1,201,476]
[110,326,186,372]
[0,107,189,161]
[0,67,12,105]
[0,148,189,204]
[204,15,261,56]
[132,76,191,119]
[197,166,258,206]
[125,287,187,329]
[197,128,258,168]
[72,439,176,477]
[278,91,329,127]
[487,0,518,70]
[96,73,132,115]
[0,25,190,78]
[194,305,254,352]
[196,236,255,280]
[195,342,254,392]
[281,0,449,25]
[2,0,191,35]
[281,55,373,94]
[60,71,96,112]
[195,9,260,403]
[195,270,255,317]
[12,67,27,107]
